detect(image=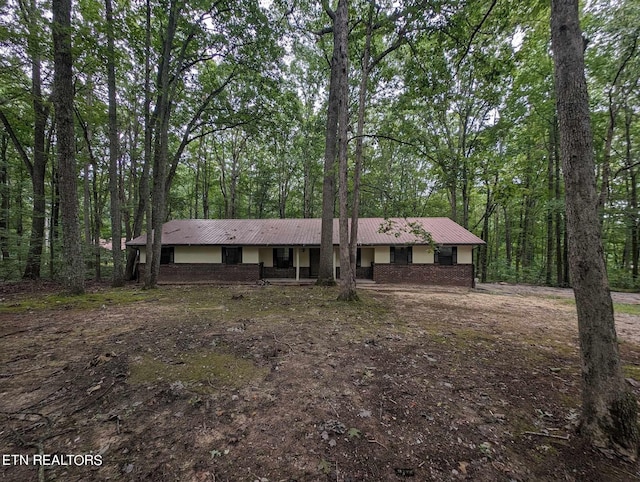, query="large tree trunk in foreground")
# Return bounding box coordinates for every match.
[551,0,639,458]
[335,0,356,301]
[125,0,152,282]
[144,0,179,289]
[316,2,341,286]
[53,0,85,294]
